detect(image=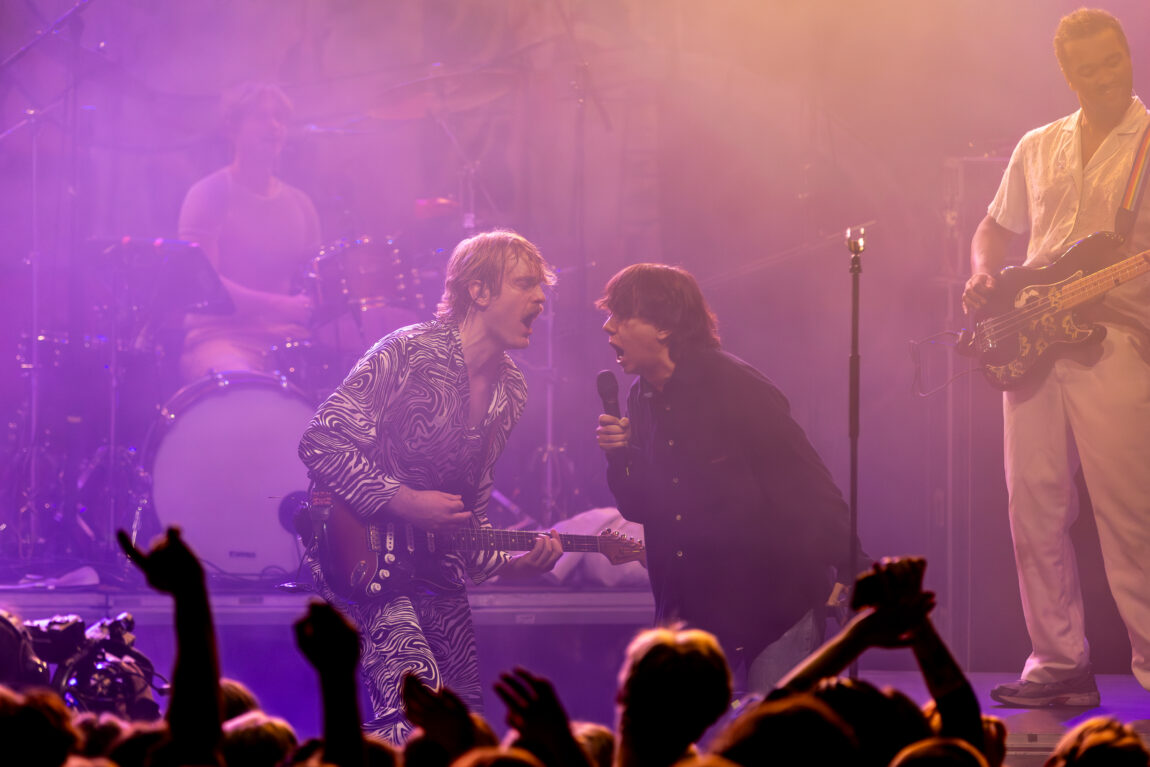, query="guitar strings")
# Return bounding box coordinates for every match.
[976,256,1150,344]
